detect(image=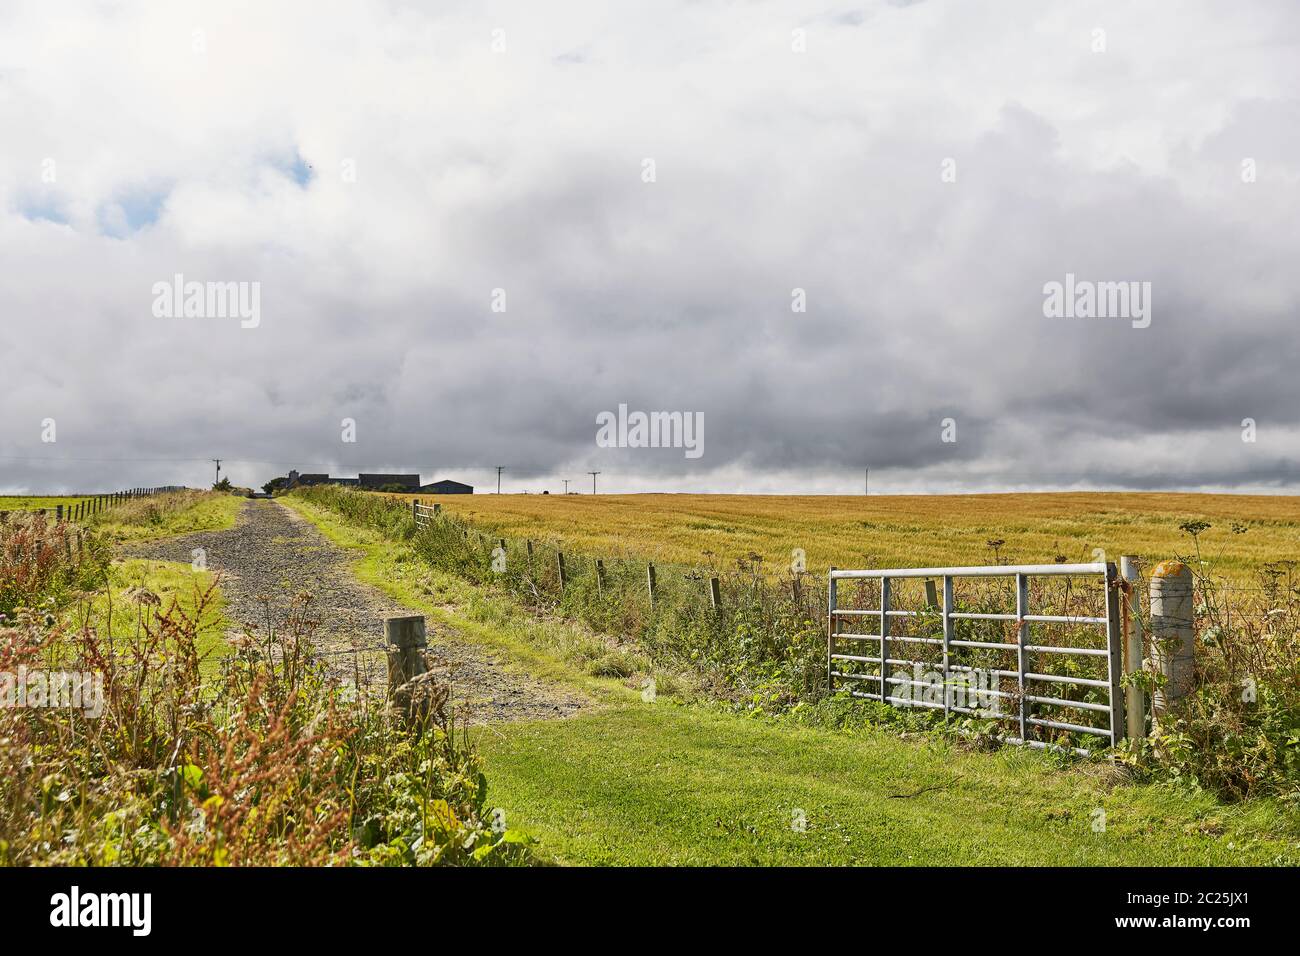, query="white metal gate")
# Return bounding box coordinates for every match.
[828,562,1125,751]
